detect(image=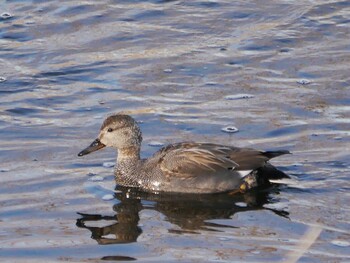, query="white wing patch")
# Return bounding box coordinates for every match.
[237,170,253,178]
[269,178,296,185]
